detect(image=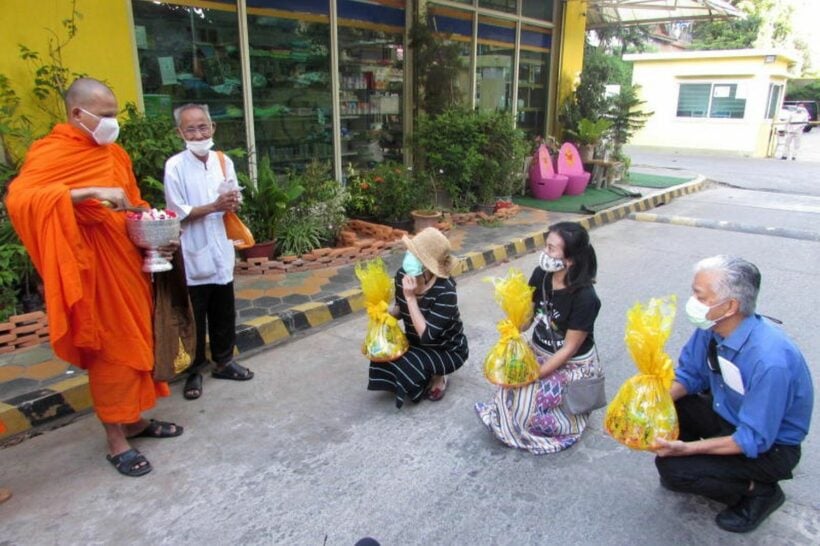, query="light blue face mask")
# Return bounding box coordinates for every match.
[402,251,424,276]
